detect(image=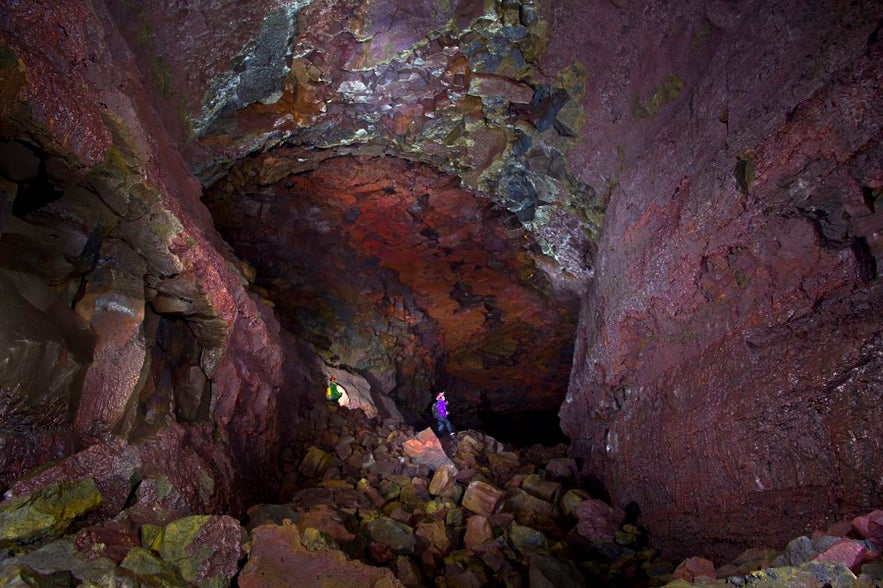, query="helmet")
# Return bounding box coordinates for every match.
[436,392,444,400]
